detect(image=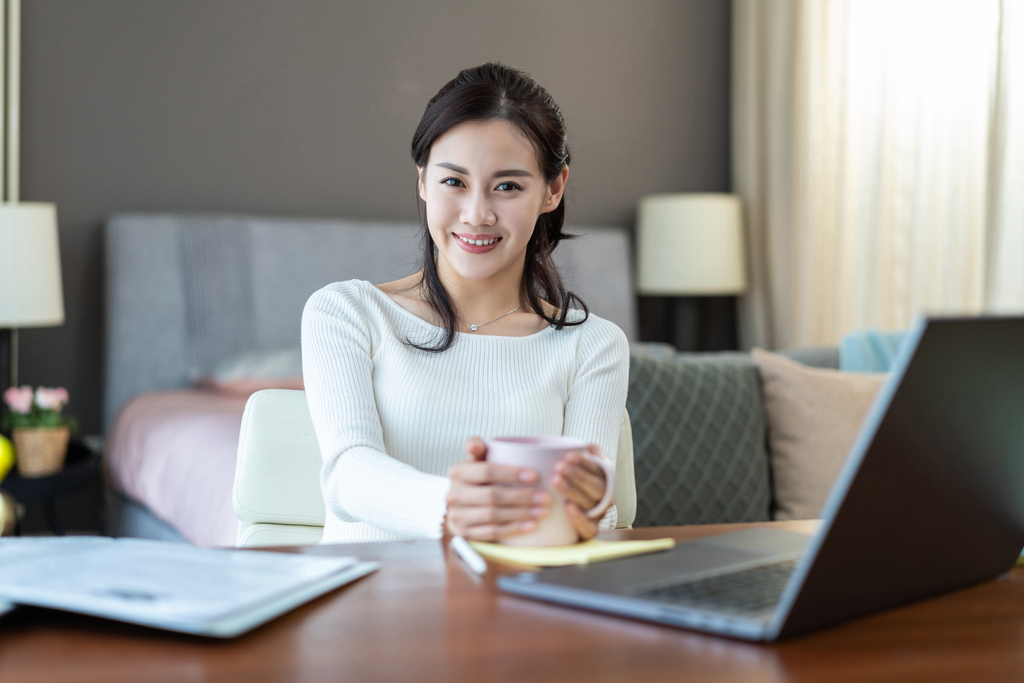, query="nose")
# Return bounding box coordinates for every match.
[460,190,496,227]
